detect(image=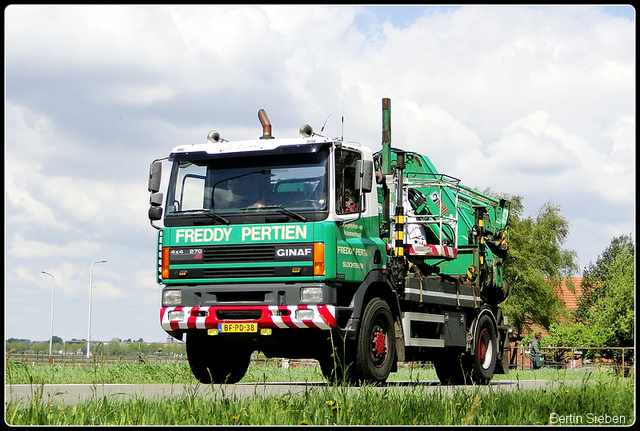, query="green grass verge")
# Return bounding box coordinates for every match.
[5,360,634,425]
[6,374,634,425]
[5,359,611,385]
